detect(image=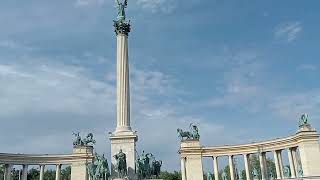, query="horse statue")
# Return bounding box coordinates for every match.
[87,153,110,180]
[114,149,127,178]
[136,151,153,179]
[83,133,96,145]
[151,159,162,178]
[72,132,96,147]
[177,123,200,141]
